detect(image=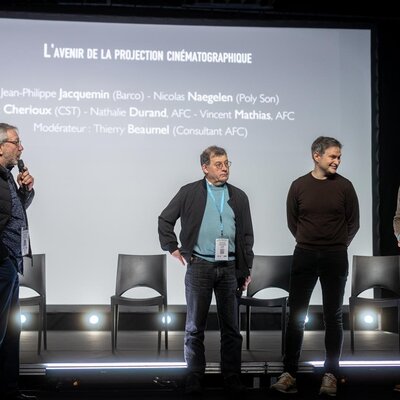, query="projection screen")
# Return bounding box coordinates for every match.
[0,16,372,305]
